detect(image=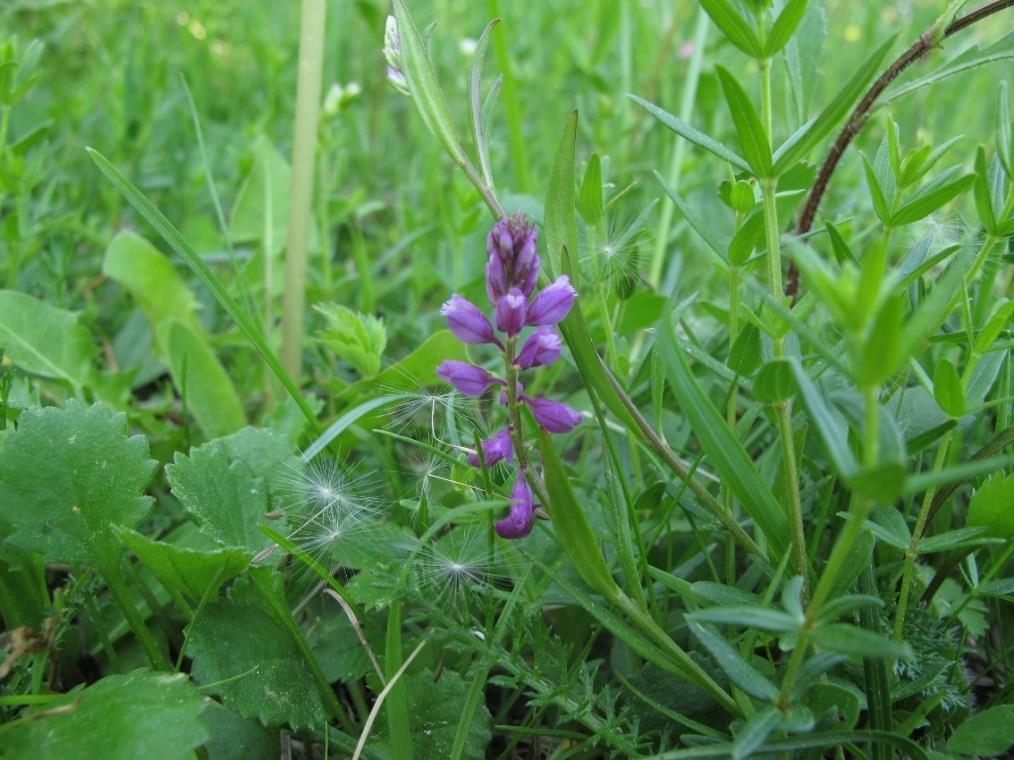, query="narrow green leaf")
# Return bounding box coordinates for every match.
[811,624,912,659]
[699,0,763,57]
[765,0,809,57]
[789,360,858,477]
[657,315,789,555]
[544,110,578,273]
[468,18,500,188]
[538,430,618,599]
[392,0,466,166]
[933,358,965,417]
[690,606,799,632]
[688,622,779,702]
[716,66,772,177]
[890,174,975,226]
[631,95,750,173]
[773,37,895,174]
[733,708,782,760]
[861,154,891,223]
[974,146,999,233]
[577,152,603,226]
